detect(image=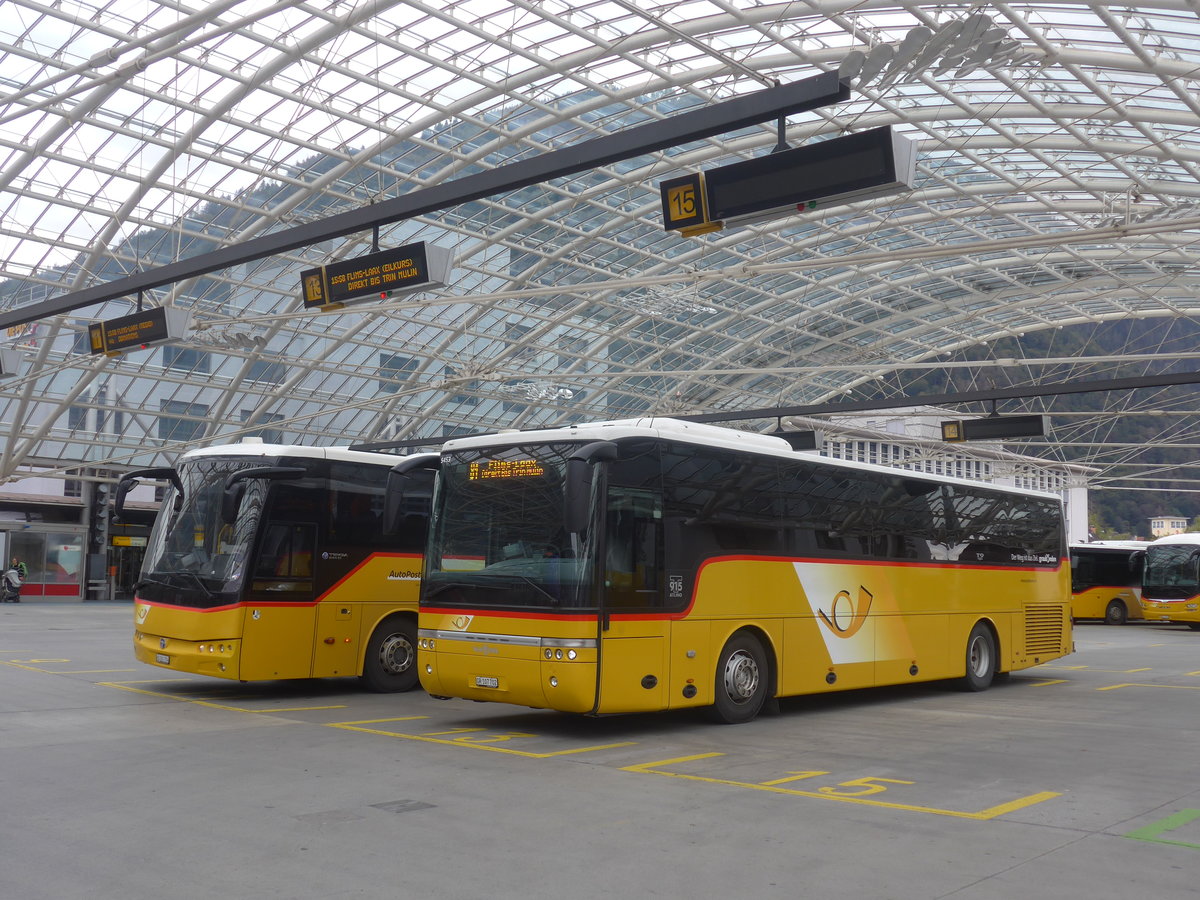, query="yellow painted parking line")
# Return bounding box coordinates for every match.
[621,754,1059,820]
[327,717,636,757]
[1097,683,1200,692]
[759,770,830,786]
[2,659,138,674]
[1029,679,1068,686]
[98,681,346,712]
